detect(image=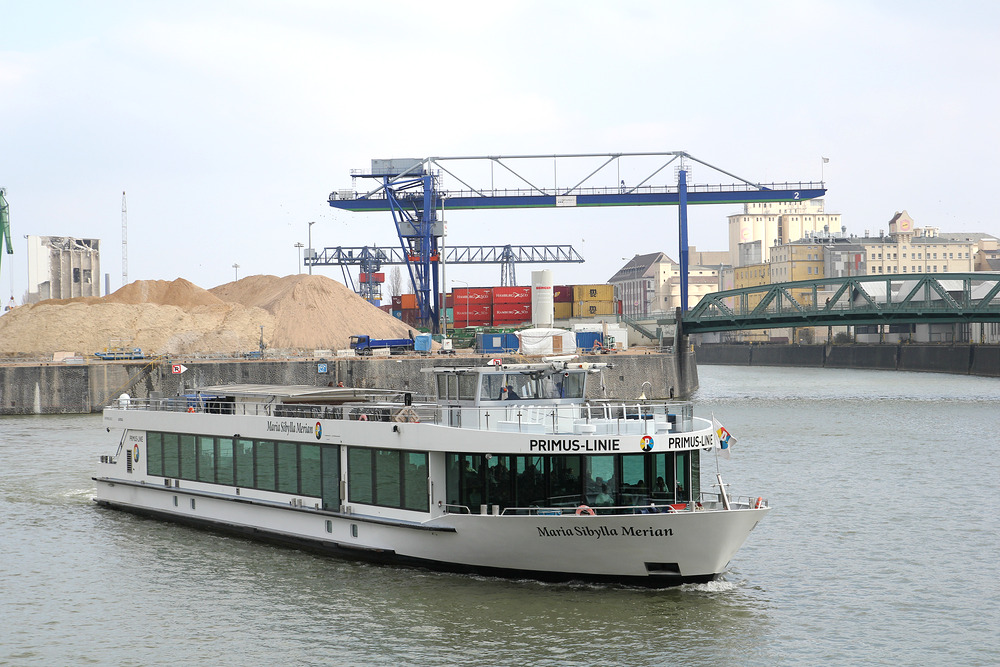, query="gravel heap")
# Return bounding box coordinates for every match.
[0,275,415,357]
